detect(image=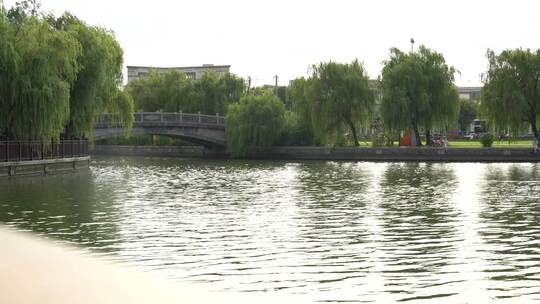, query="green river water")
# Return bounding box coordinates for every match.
[1,156,540,302]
